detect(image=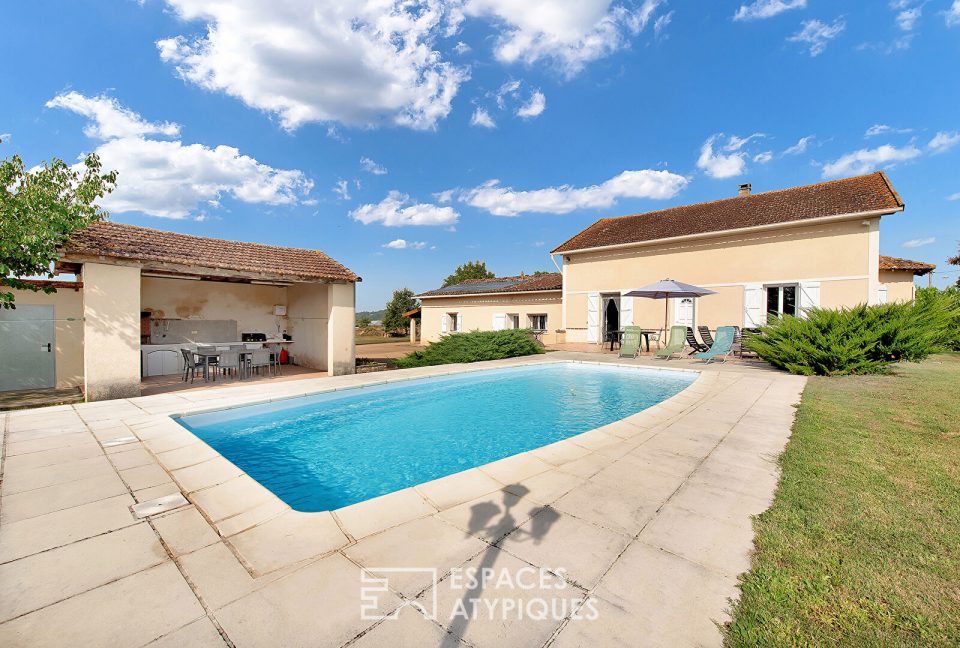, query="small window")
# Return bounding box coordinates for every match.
[765,284,798,321]
[448,313,460,332]
[506,313,520,329]
[528,314,548,331]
